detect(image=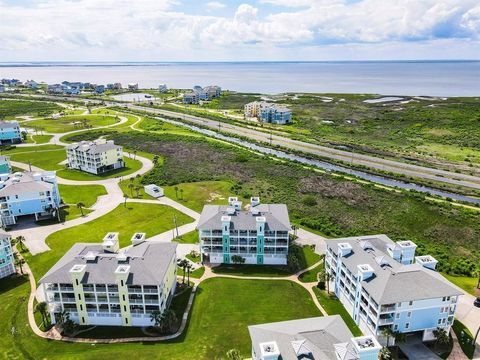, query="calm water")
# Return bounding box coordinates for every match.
[1,61,479,96]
